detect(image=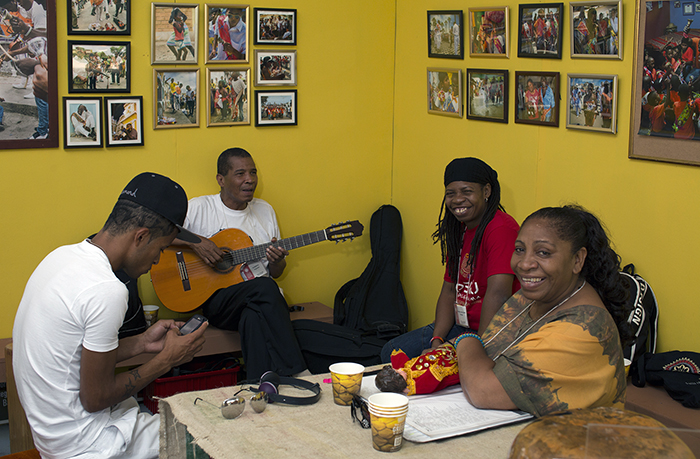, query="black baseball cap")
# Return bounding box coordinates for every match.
[118,172,200,243]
